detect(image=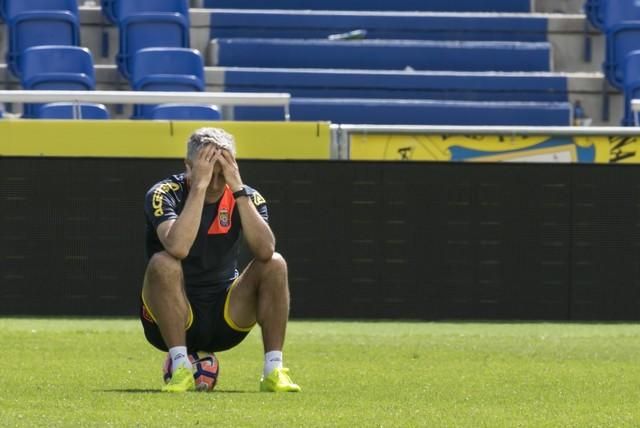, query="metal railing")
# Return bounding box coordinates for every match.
[0,90,291,120]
